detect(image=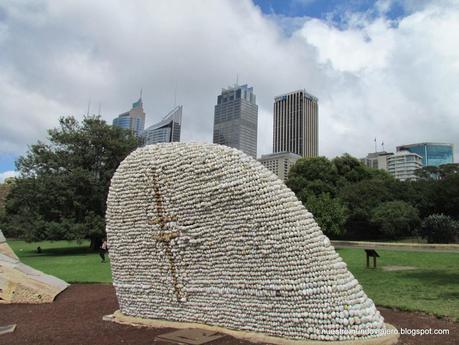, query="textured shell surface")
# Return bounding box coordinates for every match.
[106,143,386,341]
